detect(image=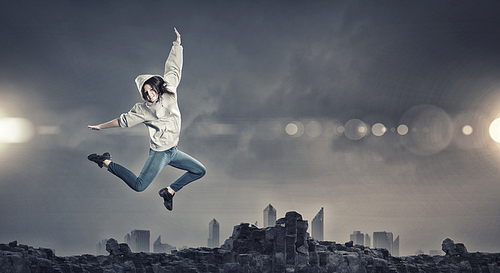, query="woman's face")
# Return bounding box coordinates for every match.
[143,84,159,102]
